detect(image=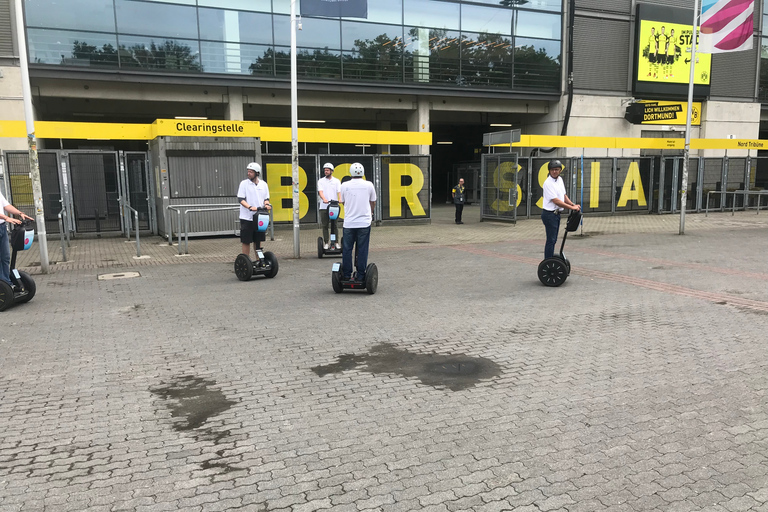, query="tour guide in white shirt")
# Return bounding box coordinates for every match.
[541,160,580,259]
[237,162,271,258]
[339,162,377,282]
[317,162,342,250]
